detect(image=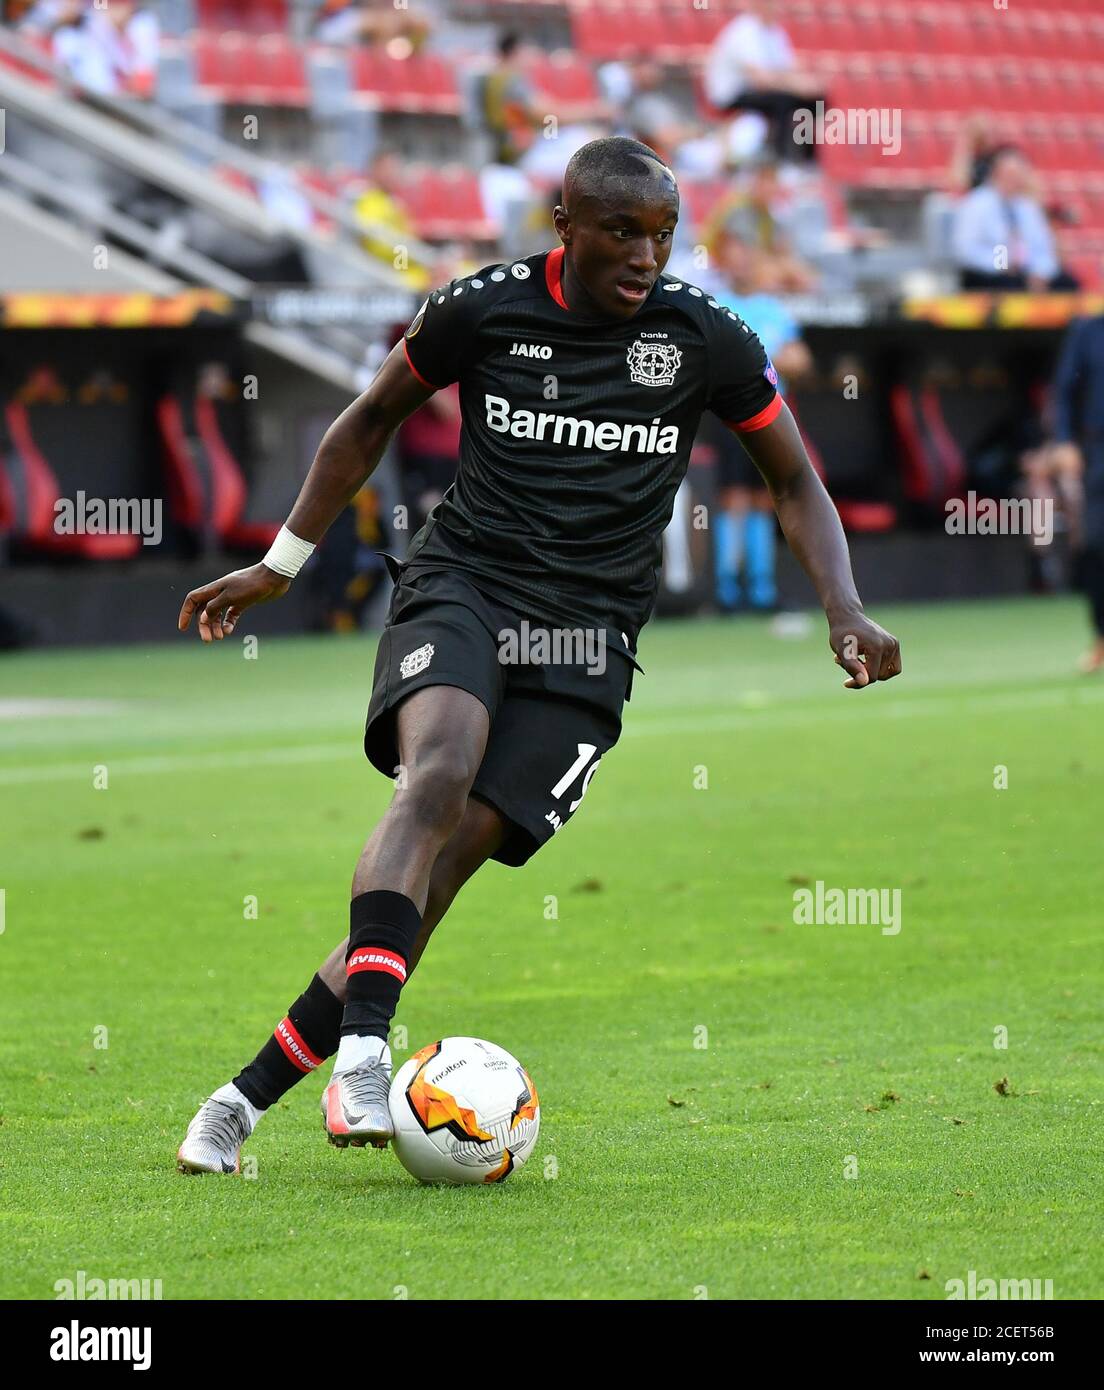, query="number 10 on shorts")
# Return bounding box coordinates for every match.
[547,742,602,831]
